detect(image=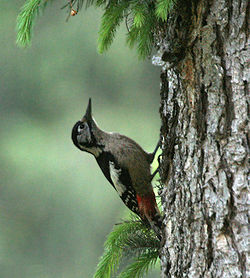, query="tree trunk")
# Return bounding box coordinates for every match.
[154,0,249,277]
